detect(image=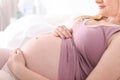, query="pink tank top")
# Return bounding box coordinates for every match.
[59,19,120,80]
